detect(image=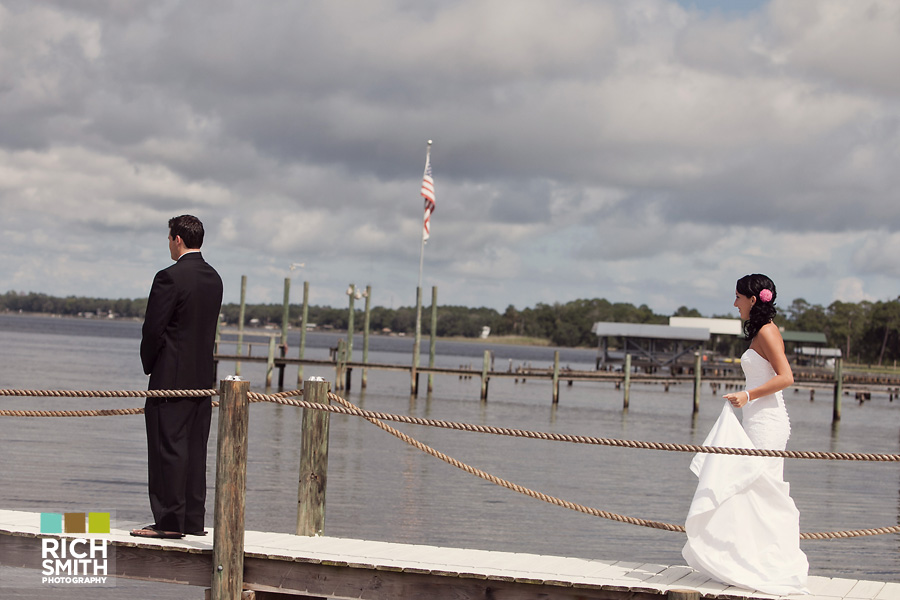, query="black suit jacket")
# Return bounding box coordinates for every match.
[141,252,224,391]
